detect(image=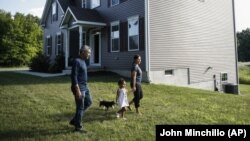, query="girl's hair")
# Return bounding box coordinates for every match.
[118,78,126,85]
